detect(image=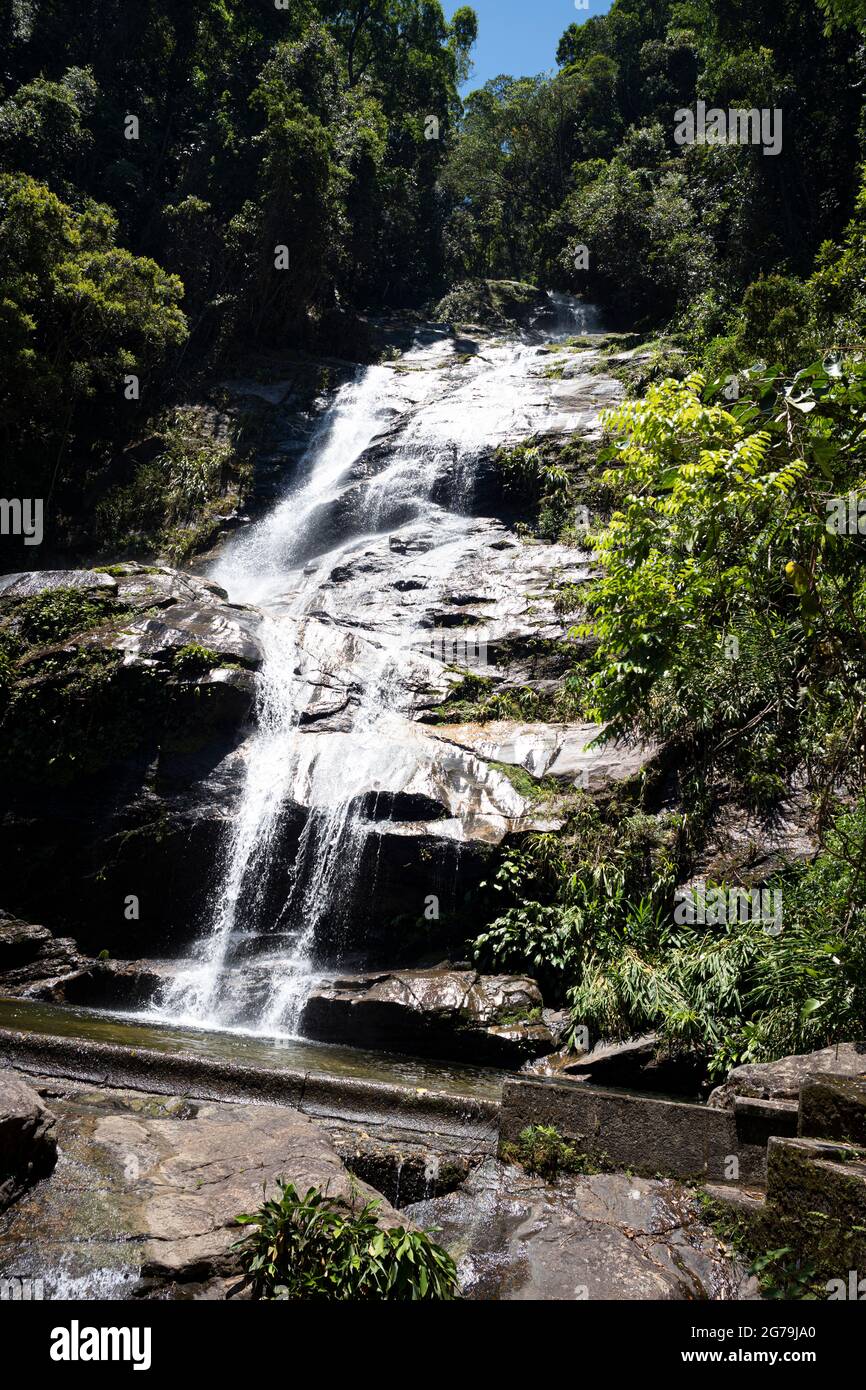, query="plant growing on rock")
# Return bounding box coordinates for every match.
[234,1182,459,1301]
[501,1124,606,1180]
